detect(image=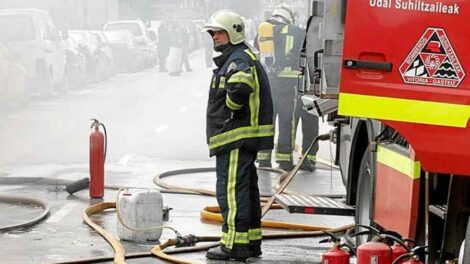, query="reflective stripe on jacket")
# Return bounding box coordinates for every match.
[206,44,274,156]
[268,20,305,78]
